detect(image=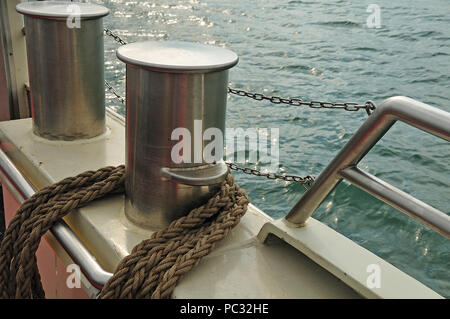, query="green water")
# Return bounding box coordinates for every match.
[95,0,449,296]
